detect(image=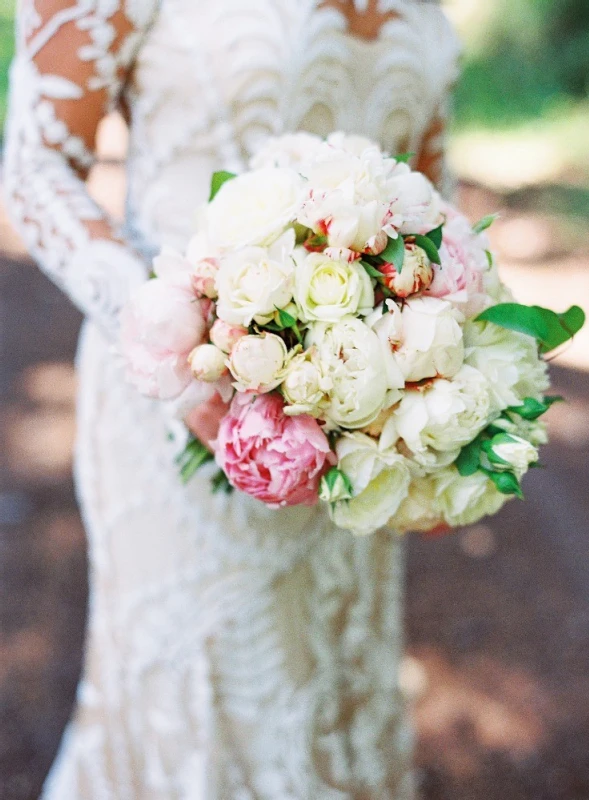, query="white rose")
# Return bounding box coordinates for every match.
[434,467,507,528]
[281,347,332,417]
[294,252,374,323]
[209,319,248,353]
[394,296,465,382]
[215,231,295,326]
[228,333,288,393]
[394,365,492,460]
[486,433,539,478]
[188,344,227,382]
[205,168,302,250]
[464,319,549,414]
[329,432,411,535]
[307,317,389,429]
[394,477,445,534]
